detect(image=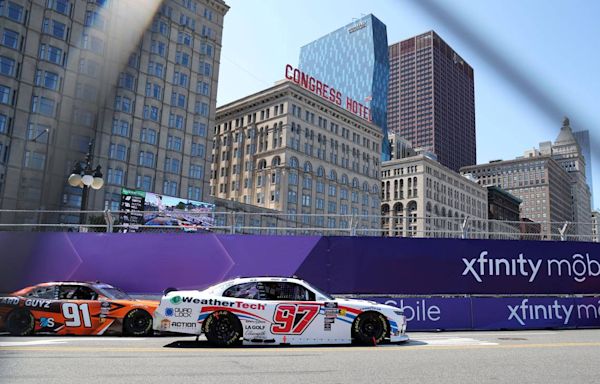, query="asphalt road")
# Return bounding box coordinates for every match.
[1,330,599,384]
